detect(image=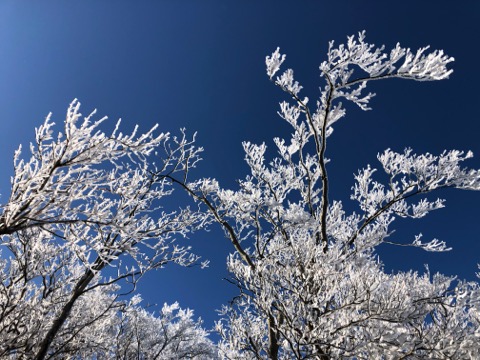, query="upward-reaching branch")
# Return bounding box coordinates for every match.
[212,32,480,359]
